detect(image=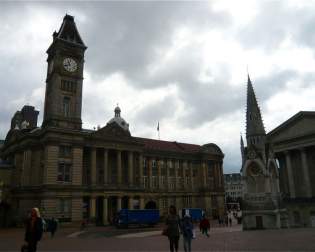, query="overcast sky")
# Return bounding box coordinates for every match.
[1,1,315,173]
